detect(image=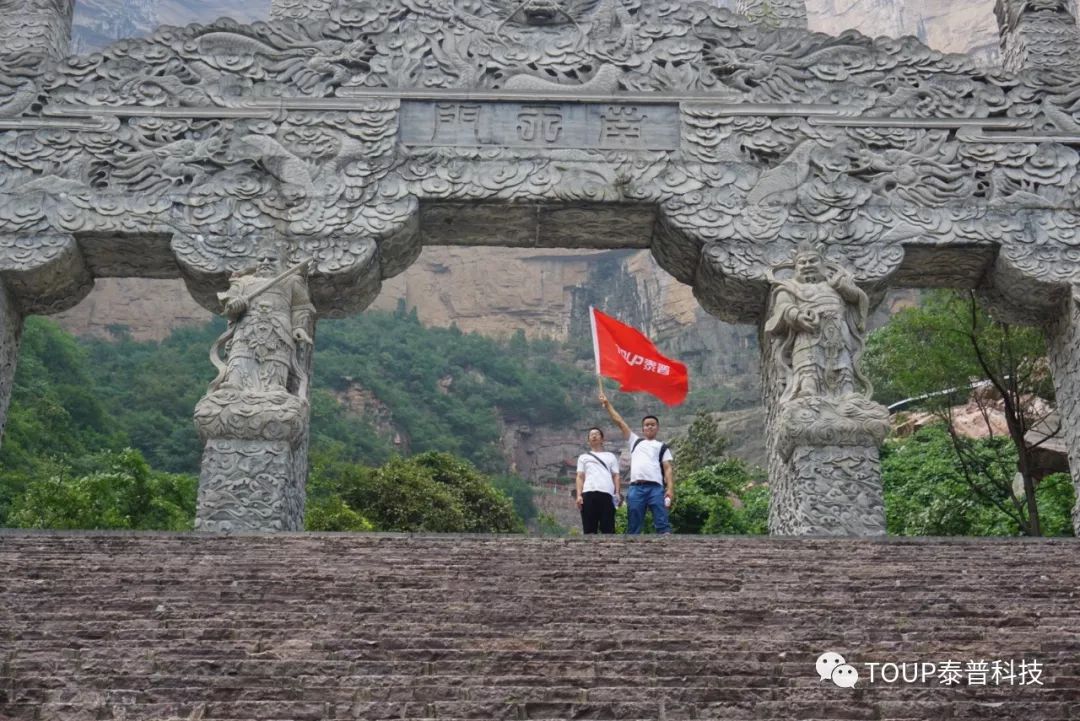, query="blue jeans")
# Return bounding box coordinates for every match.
[627,483,671,534]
